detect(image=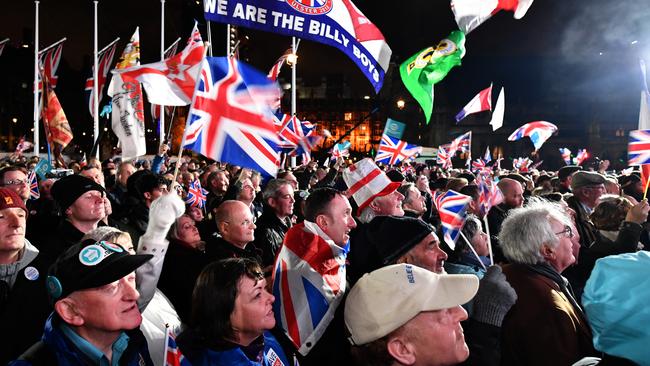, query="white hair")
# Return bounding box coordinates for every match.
[498,198,572,265]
